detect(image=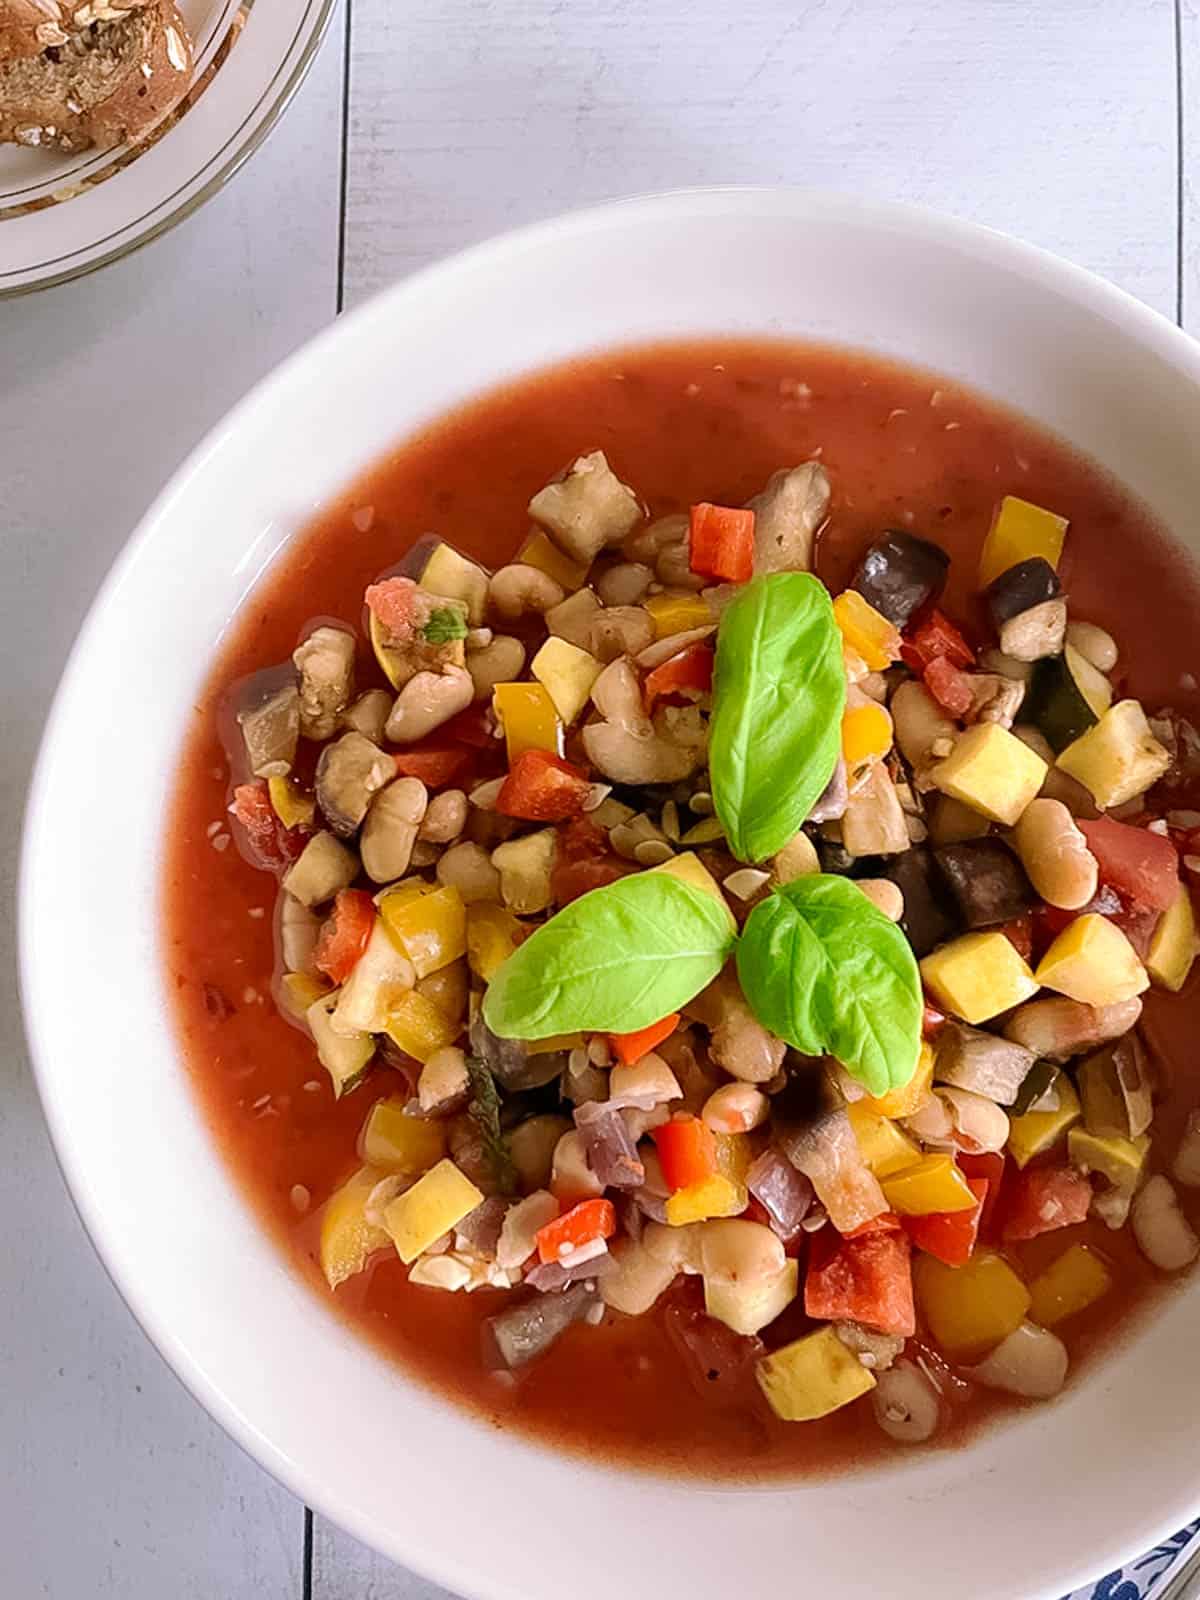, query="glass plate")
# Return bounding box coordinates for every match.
[0,0,334,296]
